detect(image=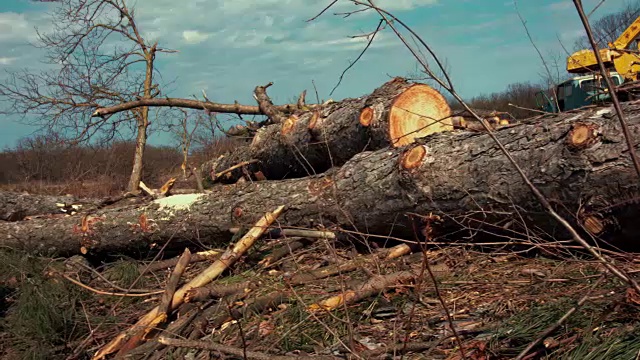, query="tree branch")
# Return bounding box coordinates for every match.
[91,97,306,118]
